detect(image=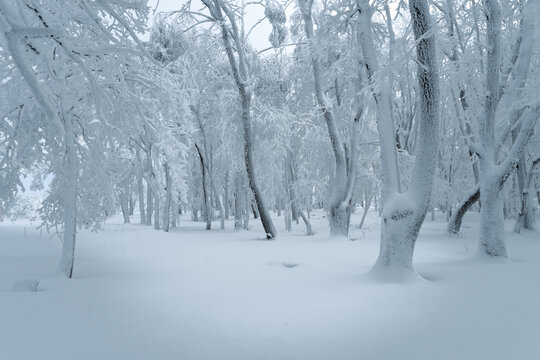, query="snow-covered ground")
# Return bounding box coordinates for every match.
[1,210,539,360]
